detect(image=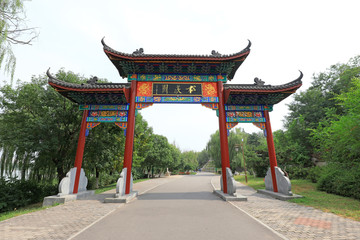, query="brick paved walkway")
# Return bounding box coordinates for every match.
[0,176,181,240]
[2,174,359,240]
[212,176,360,240]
